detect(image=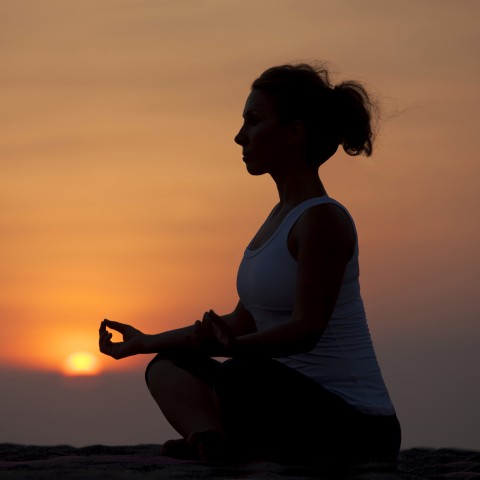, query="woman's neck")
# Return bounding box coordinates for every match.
[272,167,327,208]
